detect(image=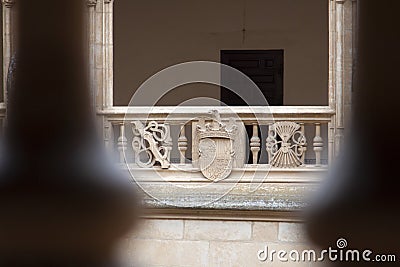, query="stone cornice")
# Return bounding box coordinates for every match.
[141,182,319,212]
